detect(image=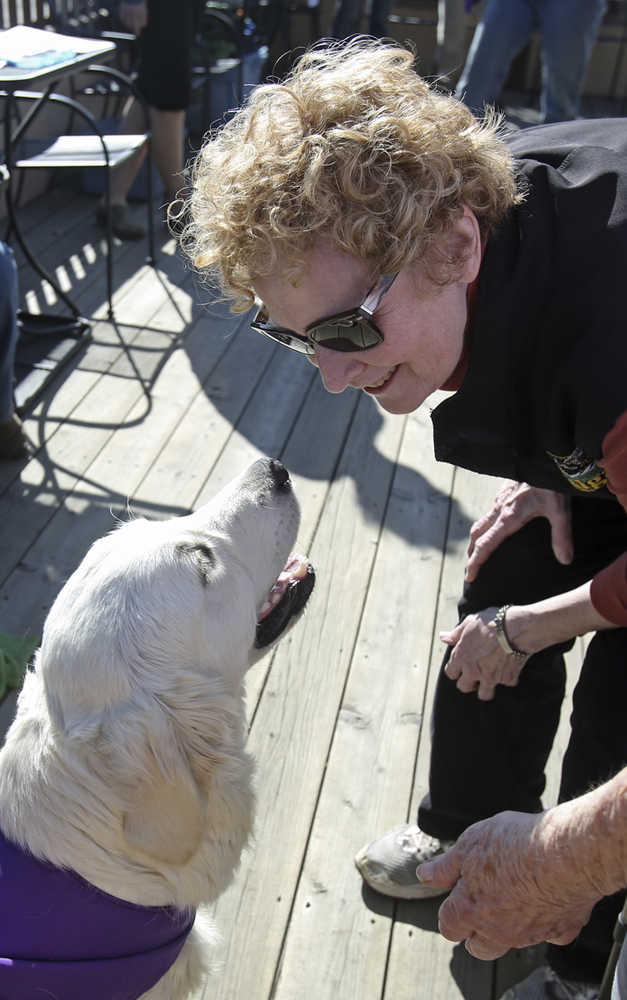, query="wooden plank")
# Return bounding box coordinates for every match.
[131,330,314,516]
[385,463,501,999]
[0,288,232,630]
[0,263,198,583]
[272,401,456,999]
[206,392,406,1000]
